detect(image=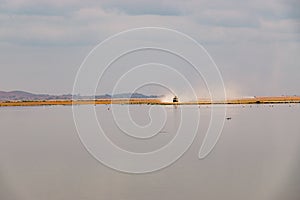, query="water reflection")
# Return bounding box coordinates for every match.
[0,105,299,199]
